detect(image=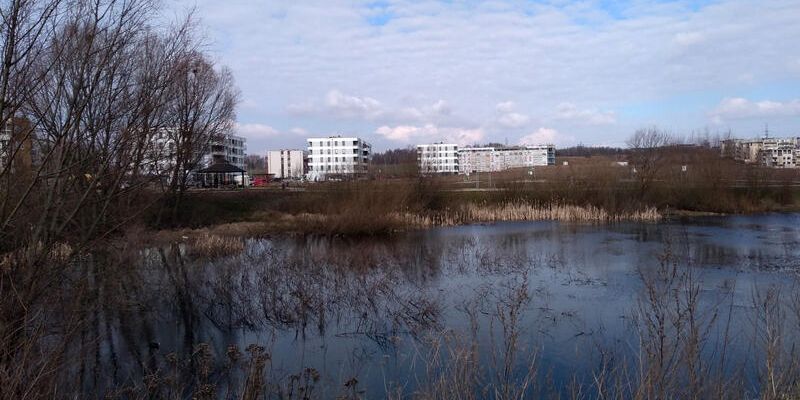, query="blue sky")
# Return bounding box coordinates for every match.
[169,0,800,151]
